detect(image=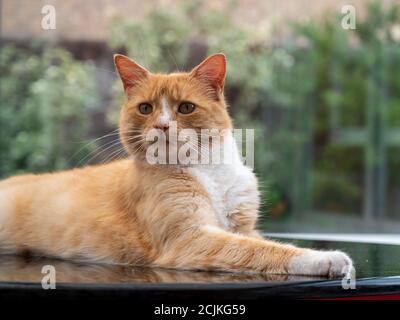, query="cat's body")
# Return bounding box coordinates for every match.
[0,53,352,276]
[0,145,257,265]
